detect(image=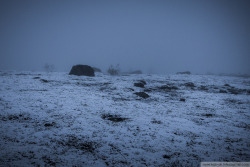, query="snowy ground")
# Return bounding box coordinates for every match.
[0,71,249,166]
